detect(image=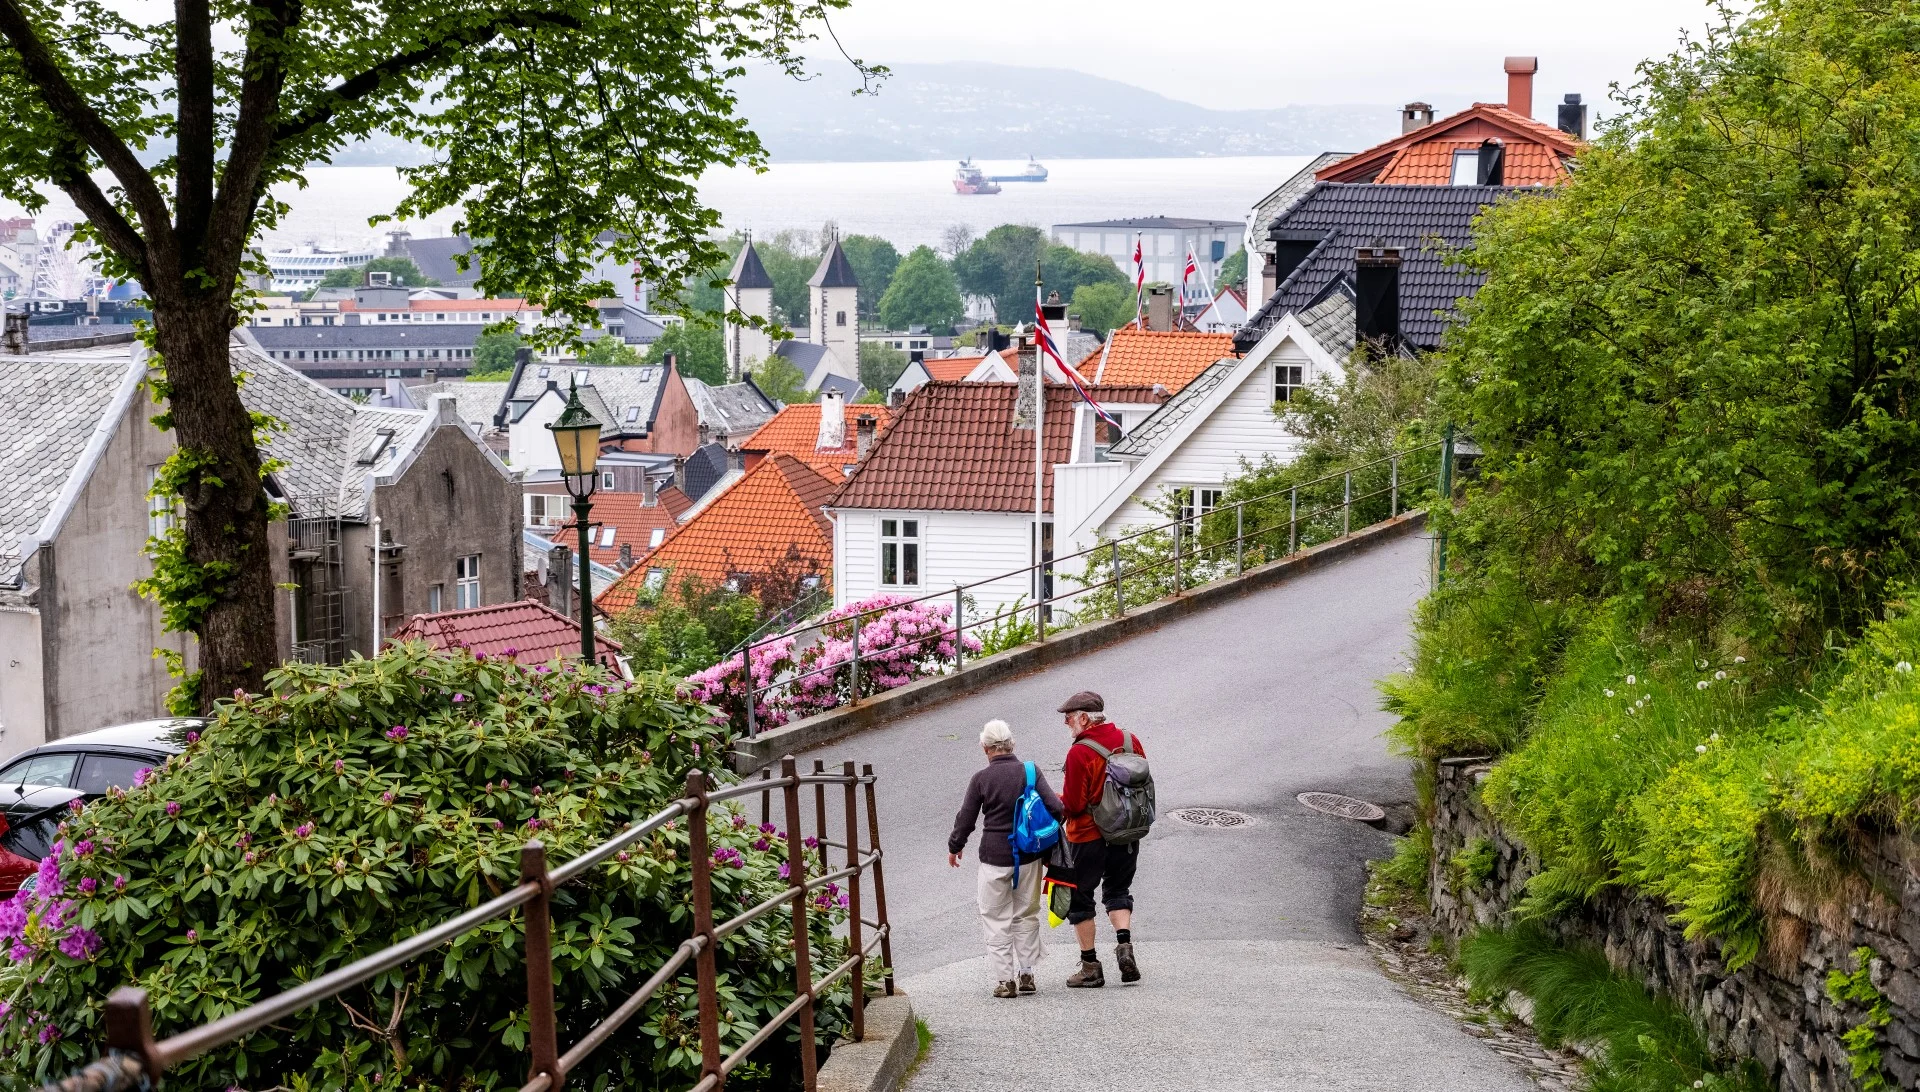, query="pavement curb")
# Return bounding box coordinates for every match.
[817,989,917,1092]
[730,510,1429,773]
